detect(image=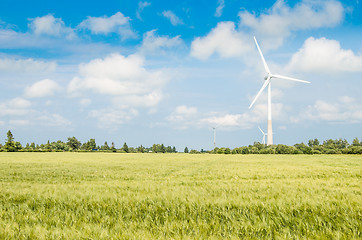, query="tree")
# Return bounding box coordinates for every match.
[67,137,81,150]
[102,141,110,150]
[4,130,16,152]
[160,144,166,153]
[184,147,189,153]
[82,138,96,150]
[122,142,129,153]
[308,138,320,147]
[111,142,116,152]
[352,138,360,146]
[137,145,145,153]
